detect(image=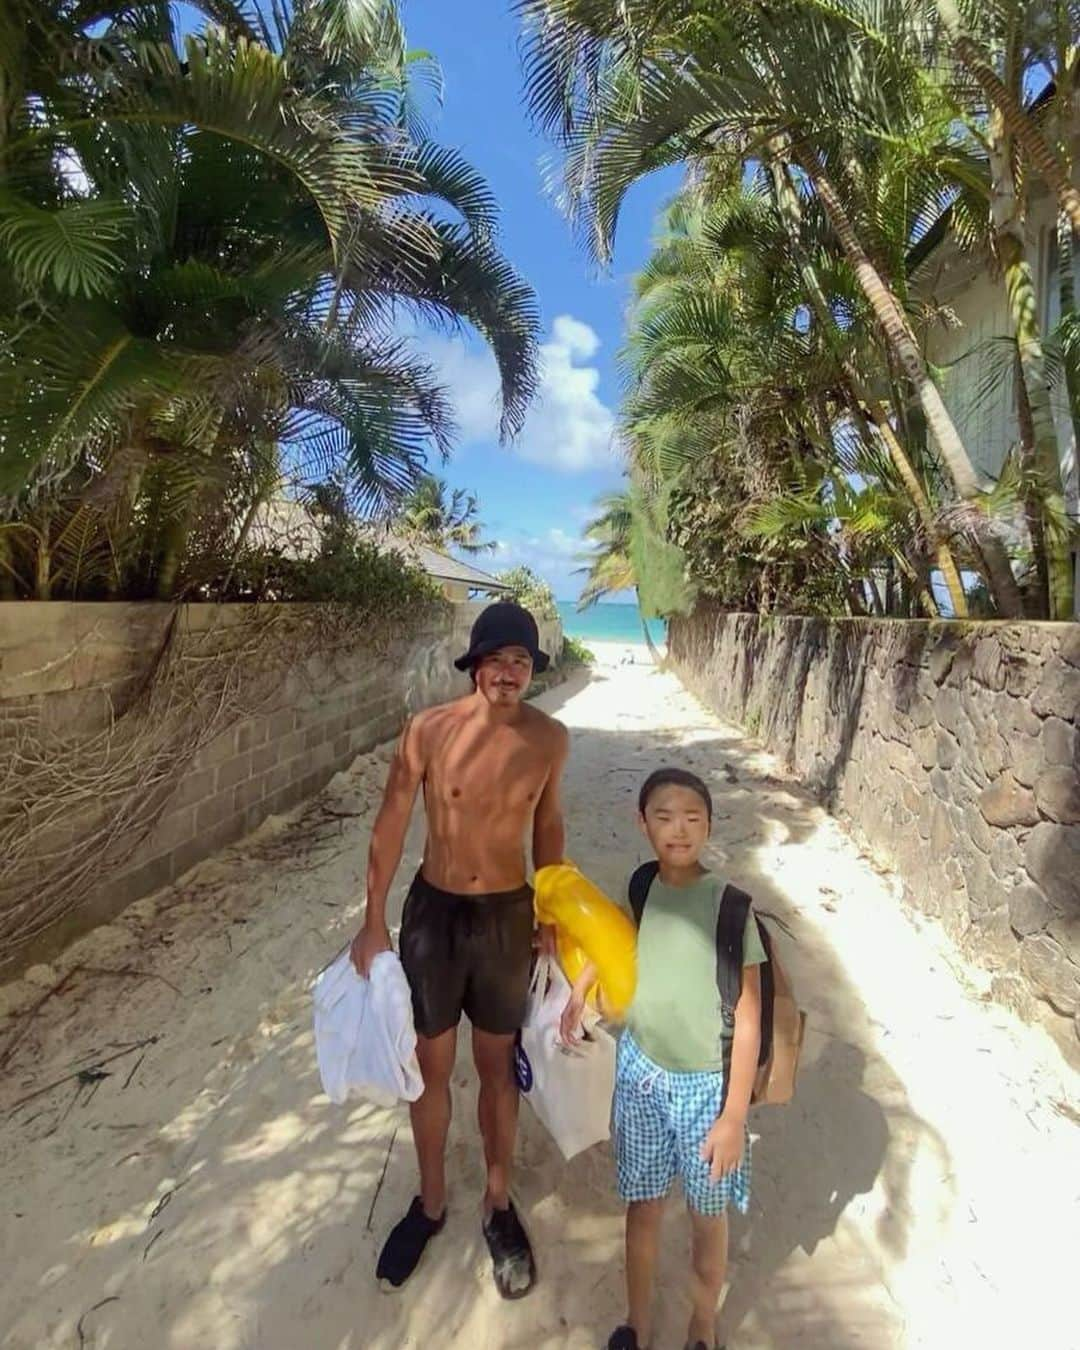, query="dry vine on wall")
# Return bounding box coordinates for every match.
[0,603,428,965]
